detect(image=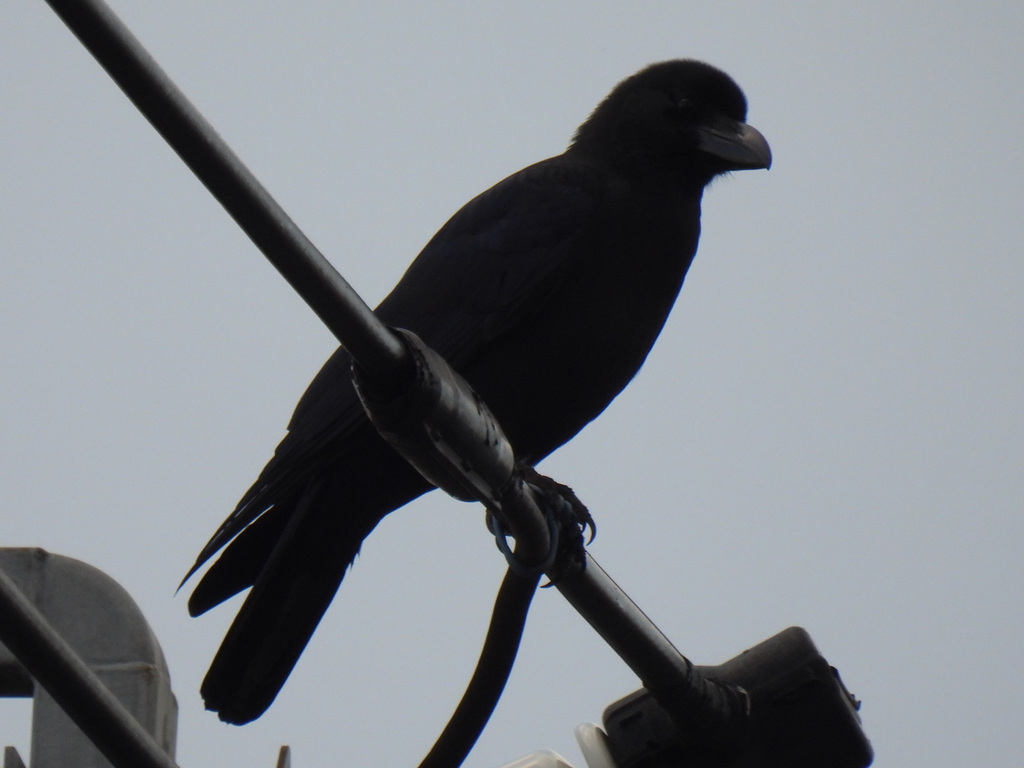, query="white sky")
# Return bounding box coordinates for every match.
[2,2,1023,766]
